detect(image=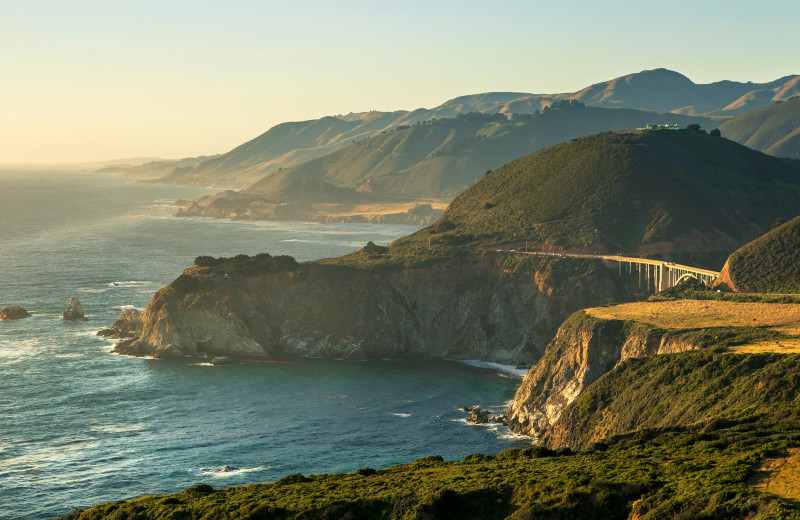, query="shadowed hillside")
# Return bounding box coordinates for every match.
[99,69,797,189]
[177,106,720,222]
[393,129,800,268]
[720,96,800,160]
